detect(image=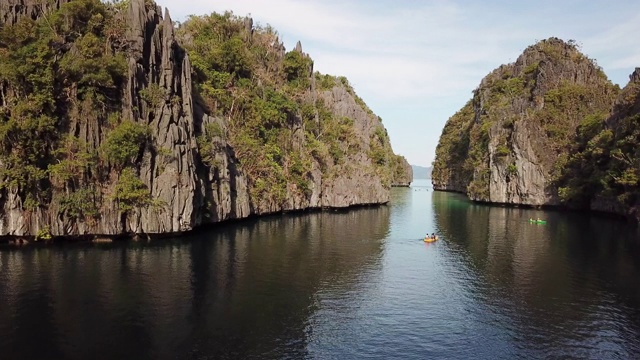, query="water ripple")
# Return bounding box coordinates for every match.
[1,186,640,359]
